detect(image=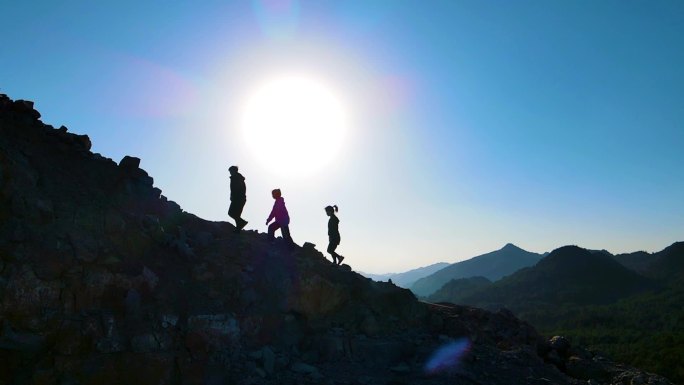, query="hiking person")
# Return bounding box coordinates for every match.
[325,205,344,265]
[266,188,293,245]
[228,165,248,232]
